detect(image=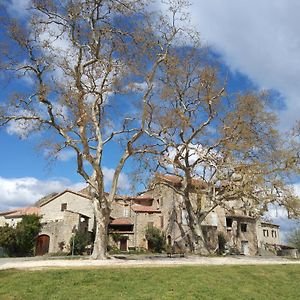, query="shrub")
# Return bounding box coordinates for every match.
[16,215,42,256]
[145,226,165,253]
[0,225,18,256]
[0,215,42,257]
[70,231,91,255]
